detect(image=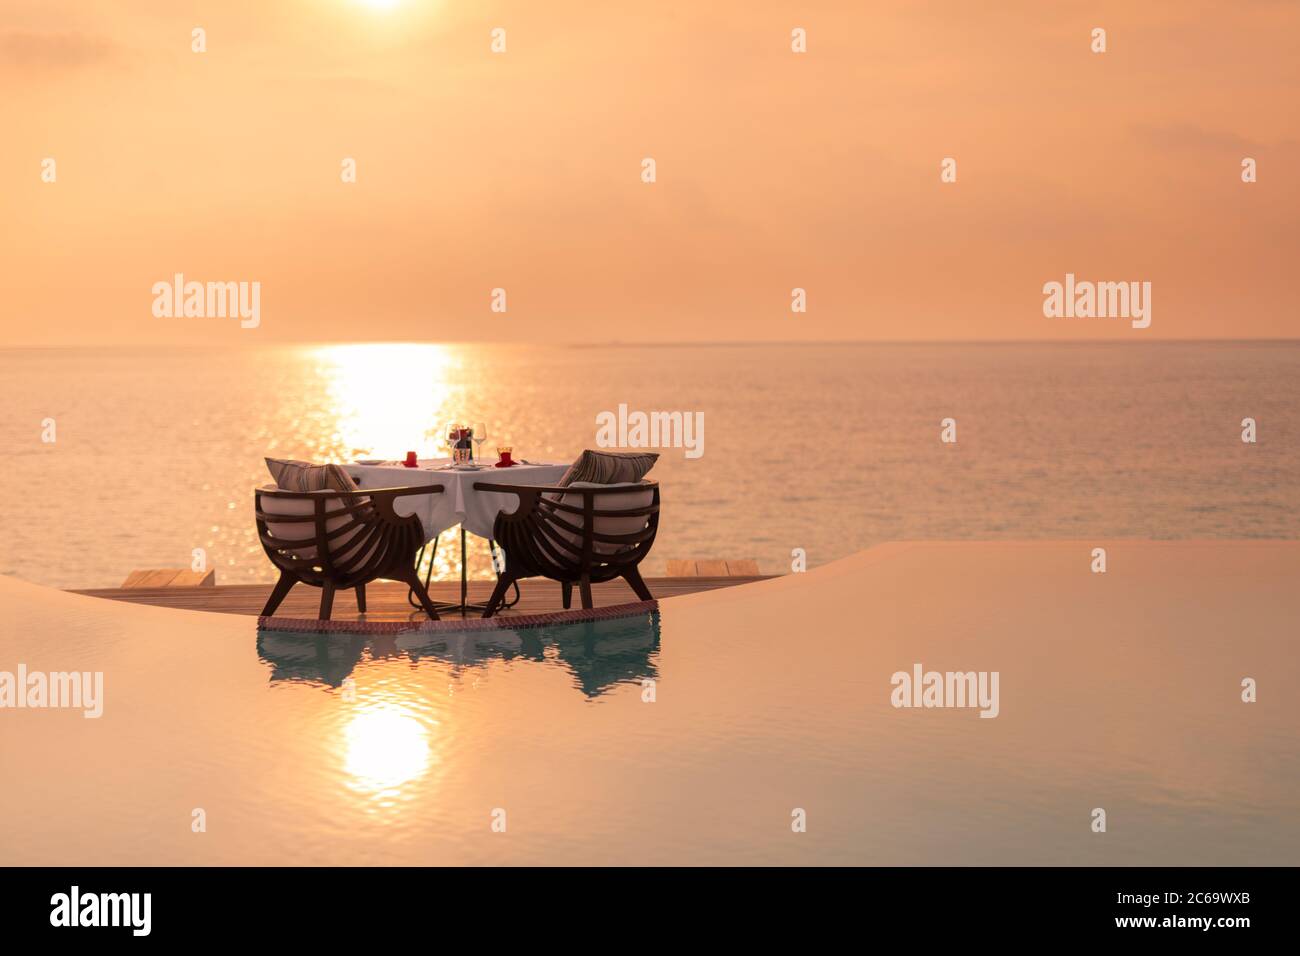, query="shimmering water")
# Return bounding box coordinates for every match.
[1,341,1297,588]
[2,539,1297,866]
